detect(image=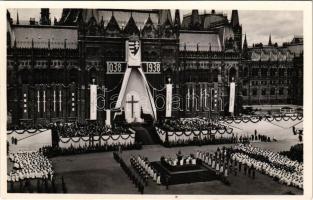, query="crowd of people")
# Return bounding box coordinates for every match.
[7,150,54,183]
[52,121,132,138]
[232,143,303,189]
[113,152,145,194]
[162,135,247,147]
[159,118,219,132]
[130,155,162,185]
[41,142,142,158]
